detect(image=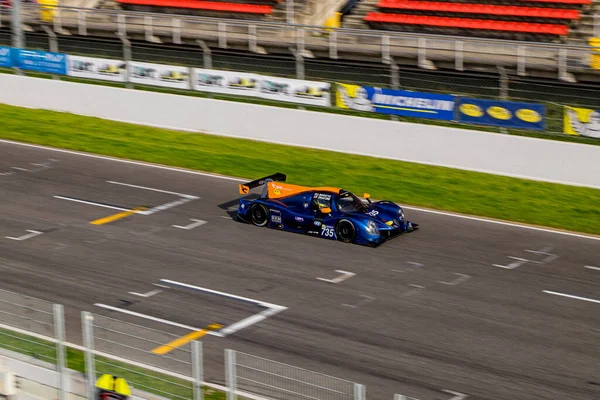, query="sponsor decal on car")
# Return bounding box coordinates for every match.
[295,216,304,222]
[314,221,322,226]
